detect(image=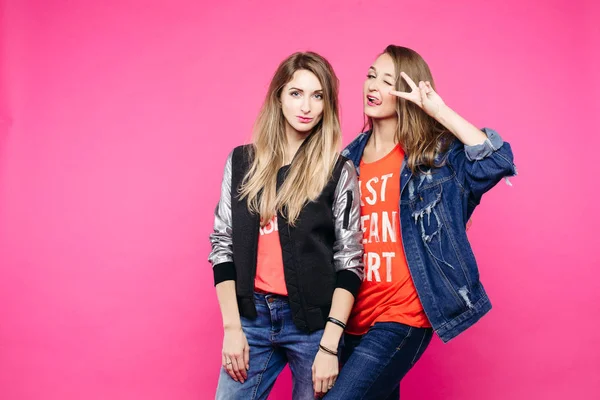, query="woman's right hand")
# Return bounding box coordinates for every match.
[222,326,250,383]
